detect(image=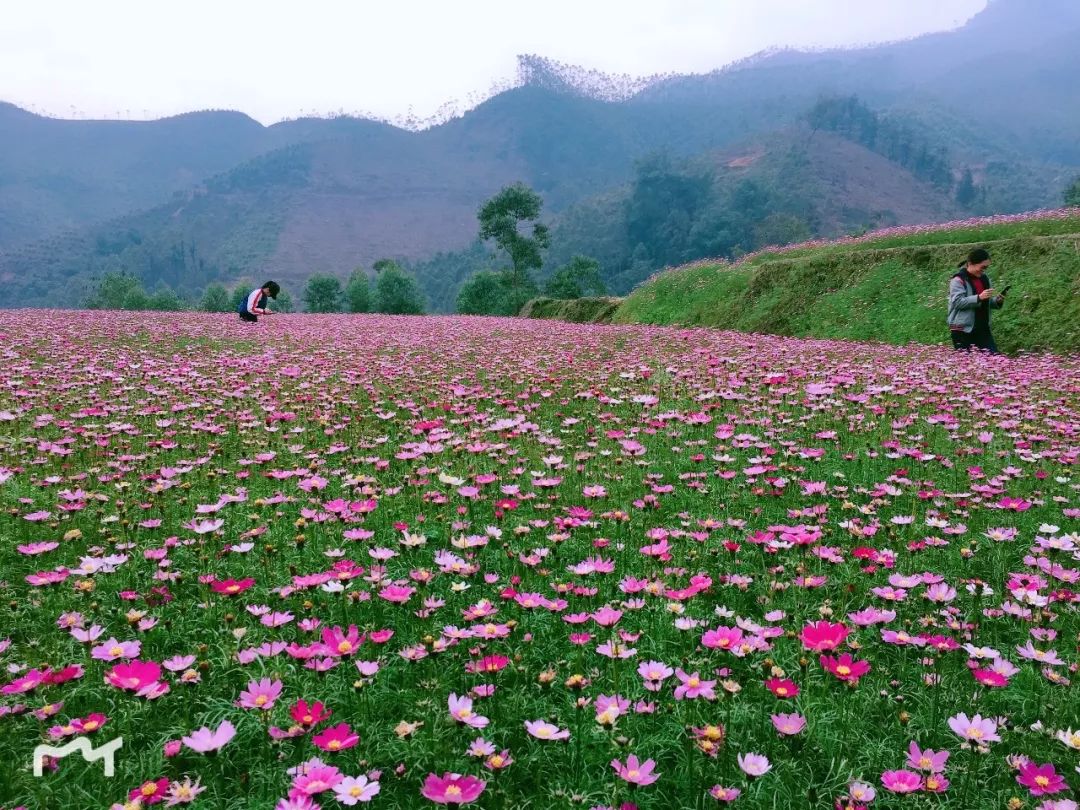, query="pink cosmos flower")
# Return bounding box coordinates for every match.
[771,712,806,736]
[1017,761,1067,796]
[420,772,486,804]
[674,668,716,700]
[290,760,344,797]
[947,713,1001,744]
[182,720,236,753]
[820,653,871,684]
[105,660,161,692]
[313,723,360,752]
[800,621,849,652]
[611,754,660,786]
[237,677,283,710]
[525,720,570,740]
[448,693,489,729]
[701,625,743,651]
[91,638,141,661]
[709,785,742,802]
[334,775,380,805]
[737,752,771,777]
[906,741,949,772]
[881,770,923,794]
